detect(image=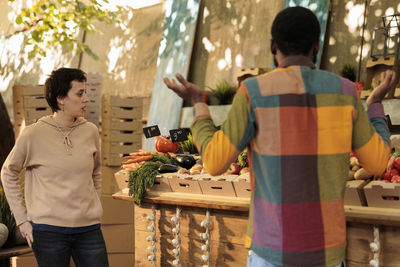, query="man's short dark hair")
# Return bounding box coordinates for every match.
[271,6,320,56]
[45,68,86,112]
